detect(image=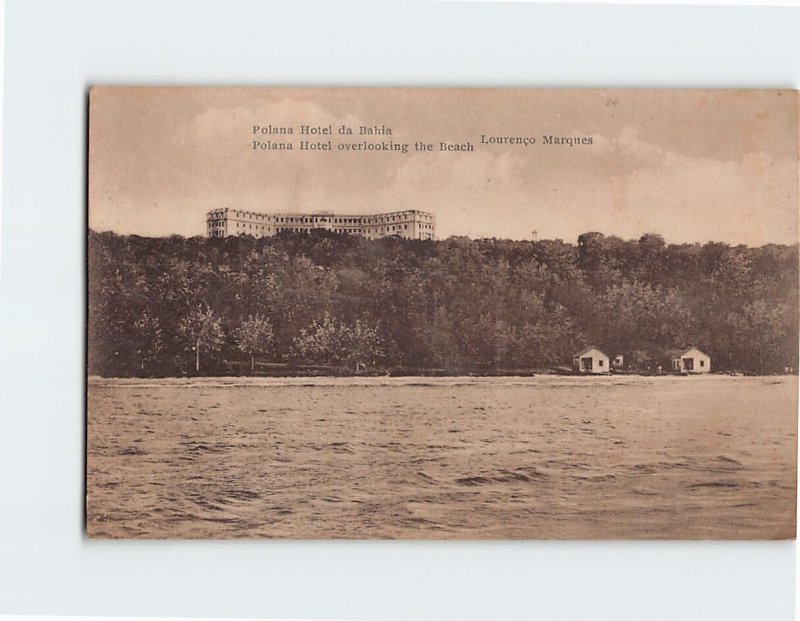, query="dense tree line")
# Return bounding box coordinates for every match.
[87,229,799,376]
